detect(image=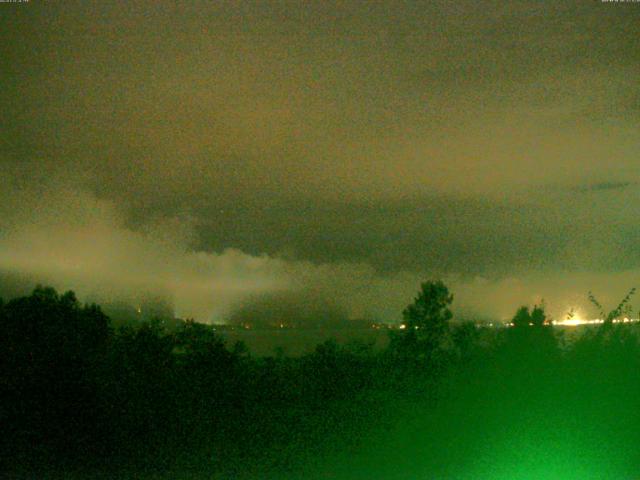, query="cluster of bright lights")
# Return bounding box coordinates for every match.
[491,316,640,328]
[553,318,602,327]
[398,317,640,329]
[552,317,638,327]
